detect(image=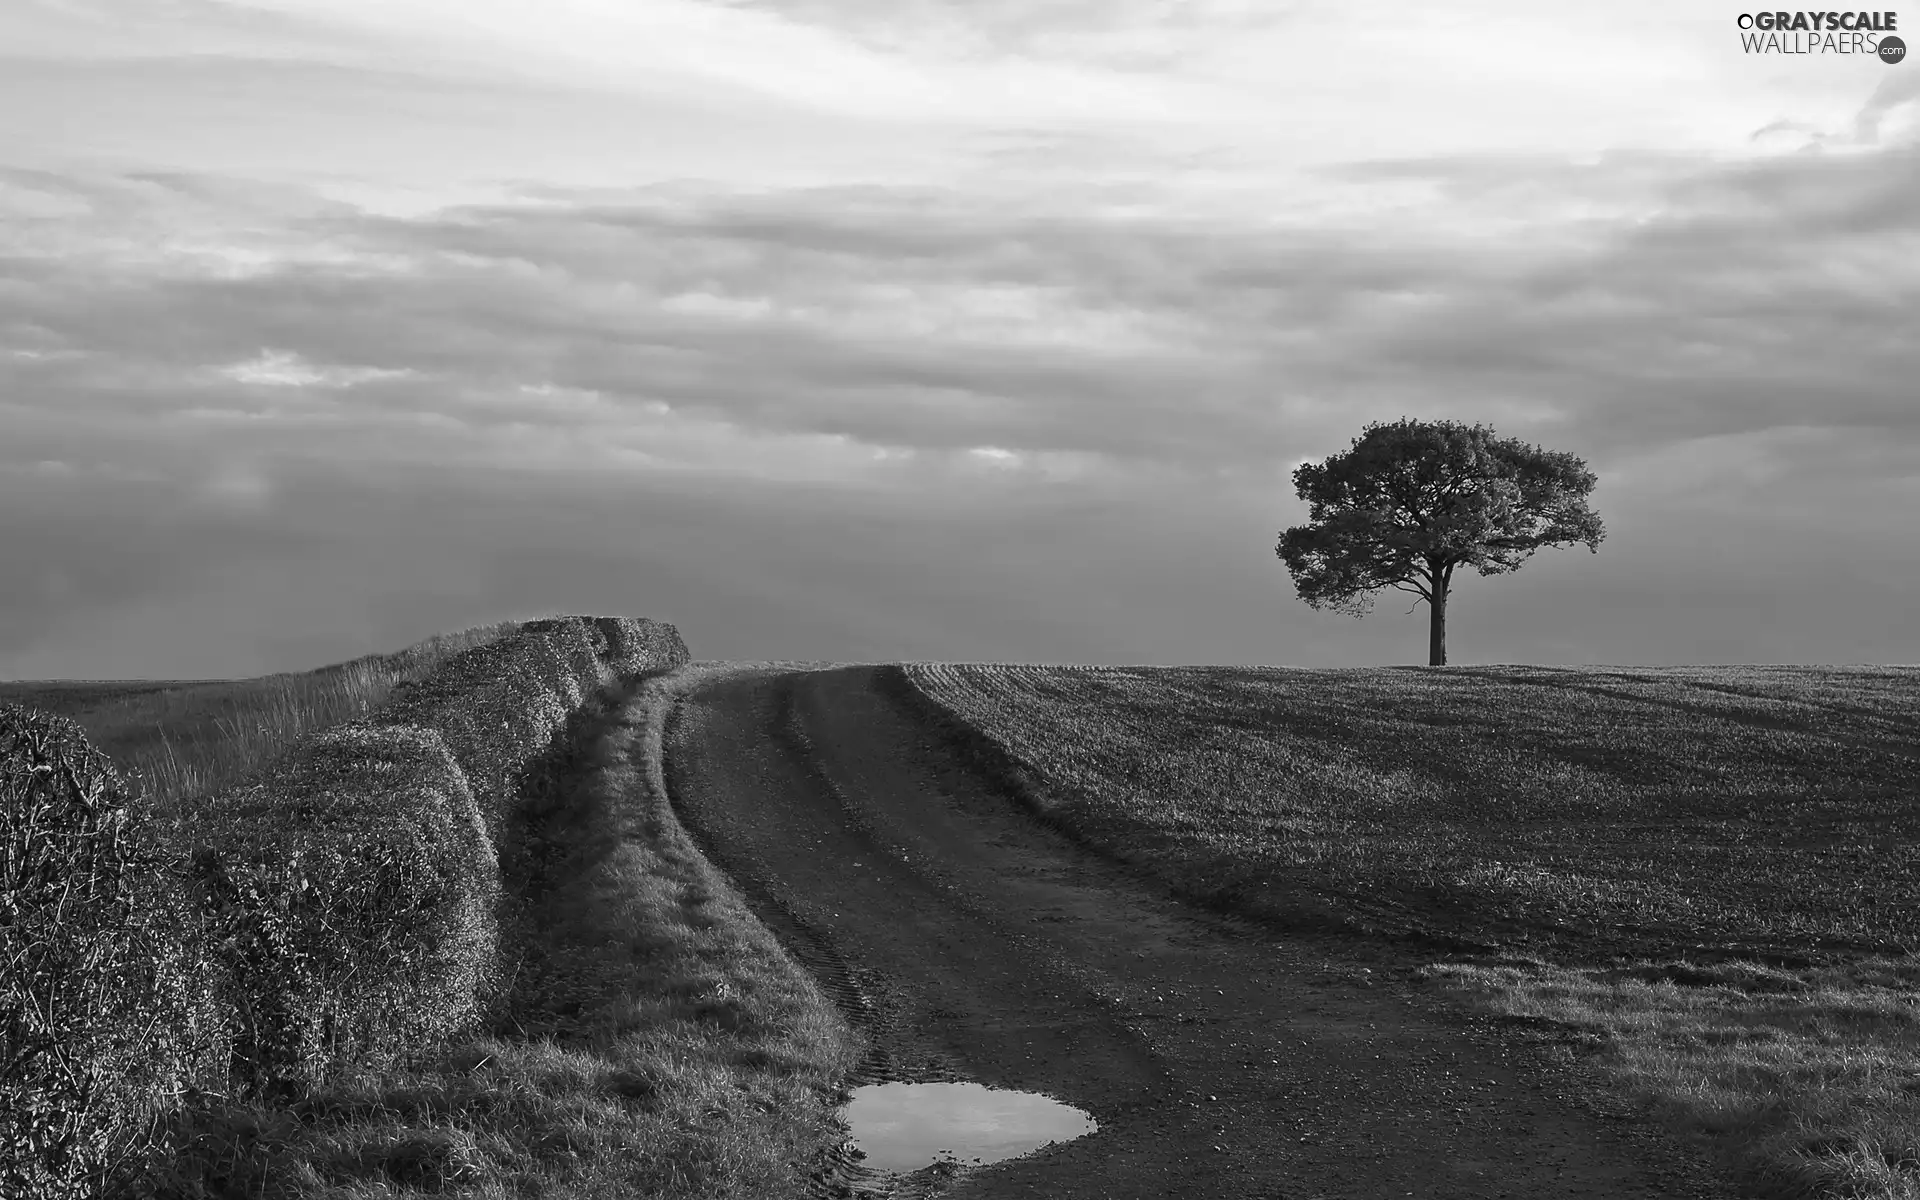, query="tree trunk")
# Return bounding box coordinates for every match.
[1428,578,1448,666]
